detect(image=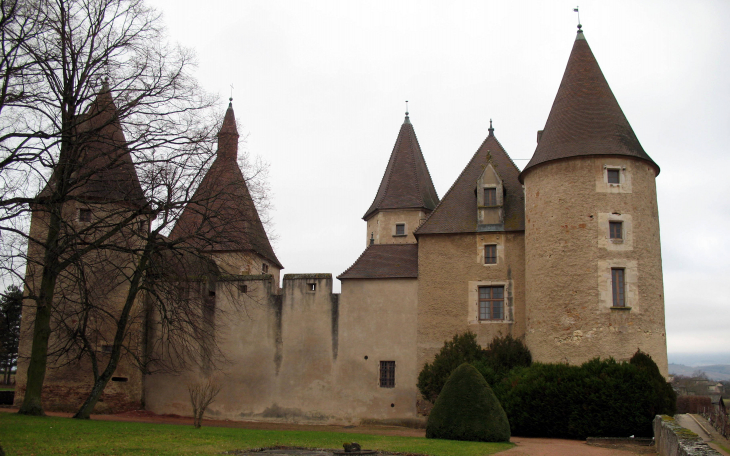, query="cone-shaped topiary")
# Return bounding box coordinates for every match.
[426,362,510,442]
